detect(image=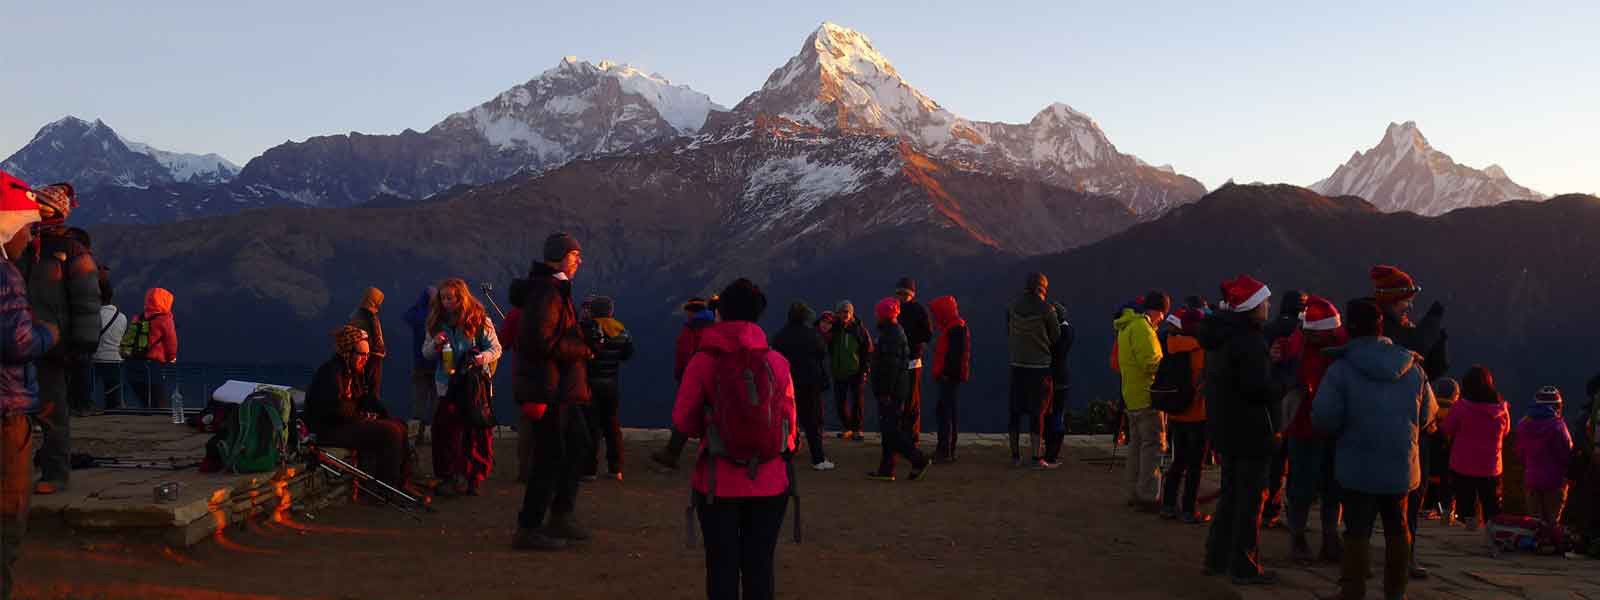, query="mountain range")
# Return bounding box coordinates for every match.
[1310,121,1545,216]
